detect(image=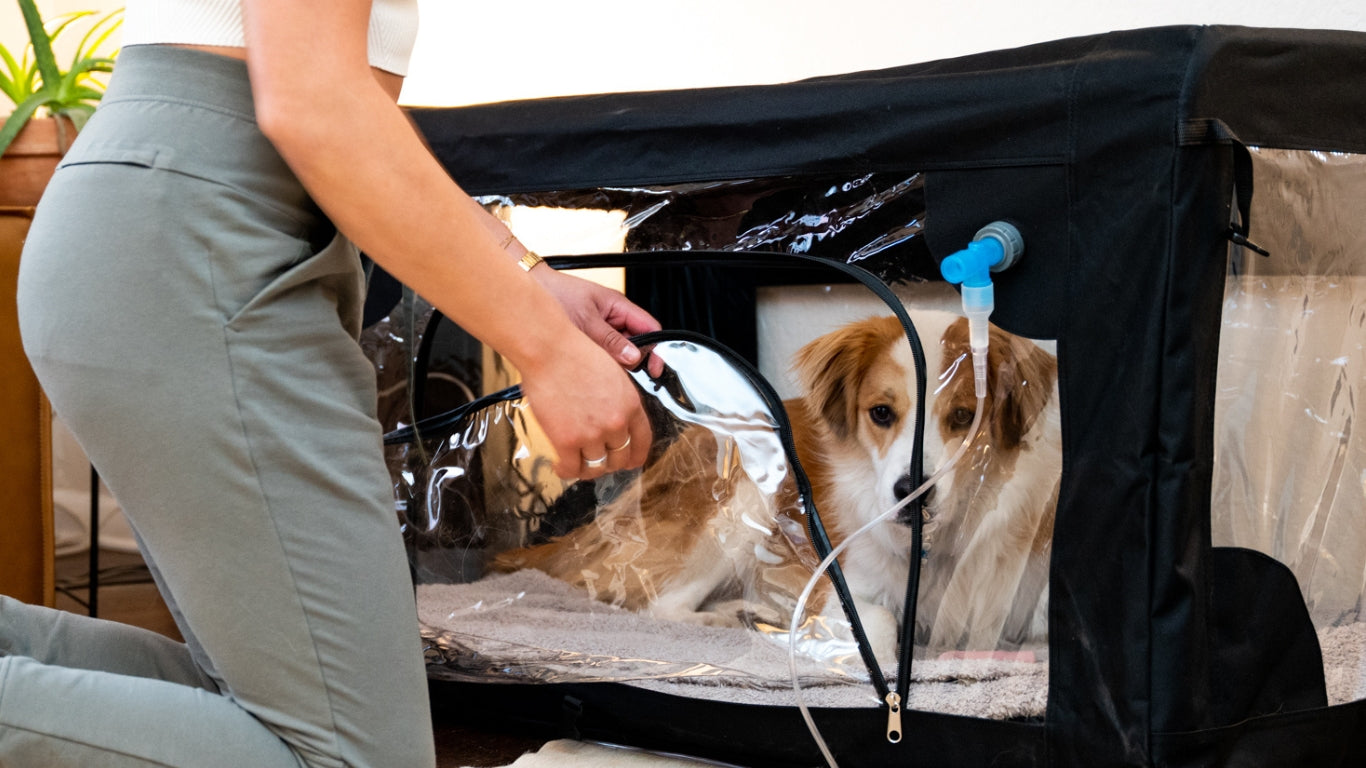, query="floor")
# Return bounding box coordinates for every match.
[54,551,549,768]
